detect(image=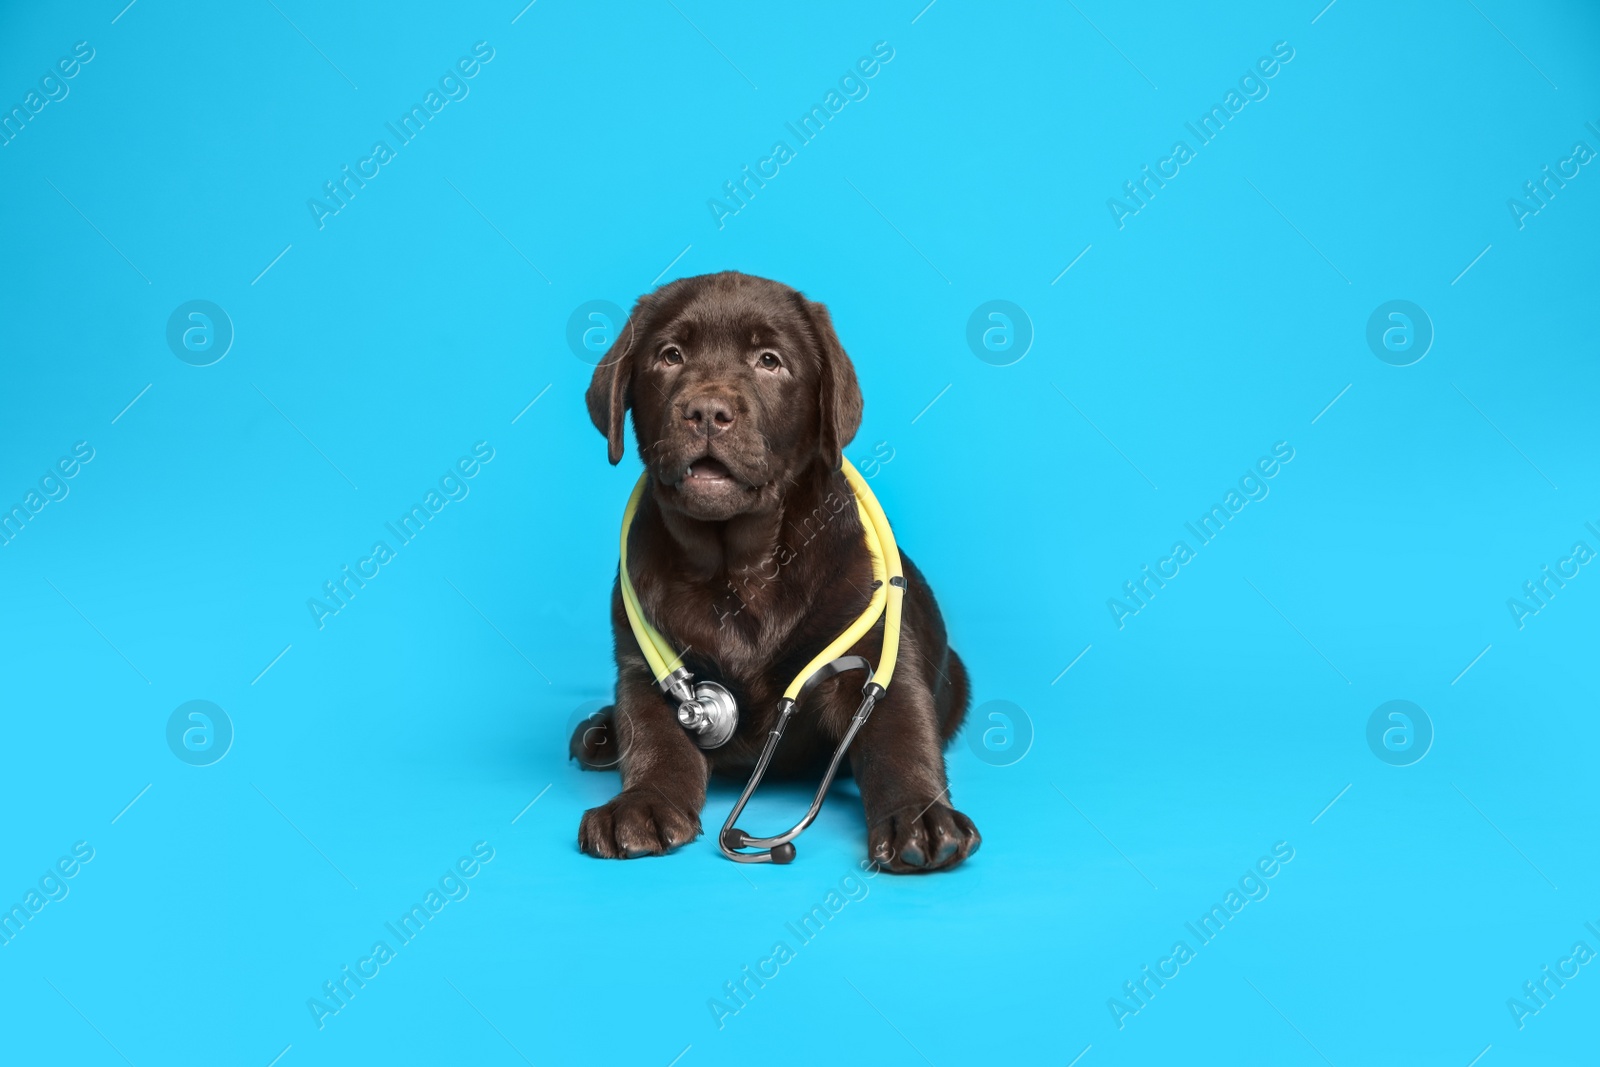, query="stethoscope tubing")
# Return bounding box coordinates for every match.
[616,460,906,865]
[717,661,882,863]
